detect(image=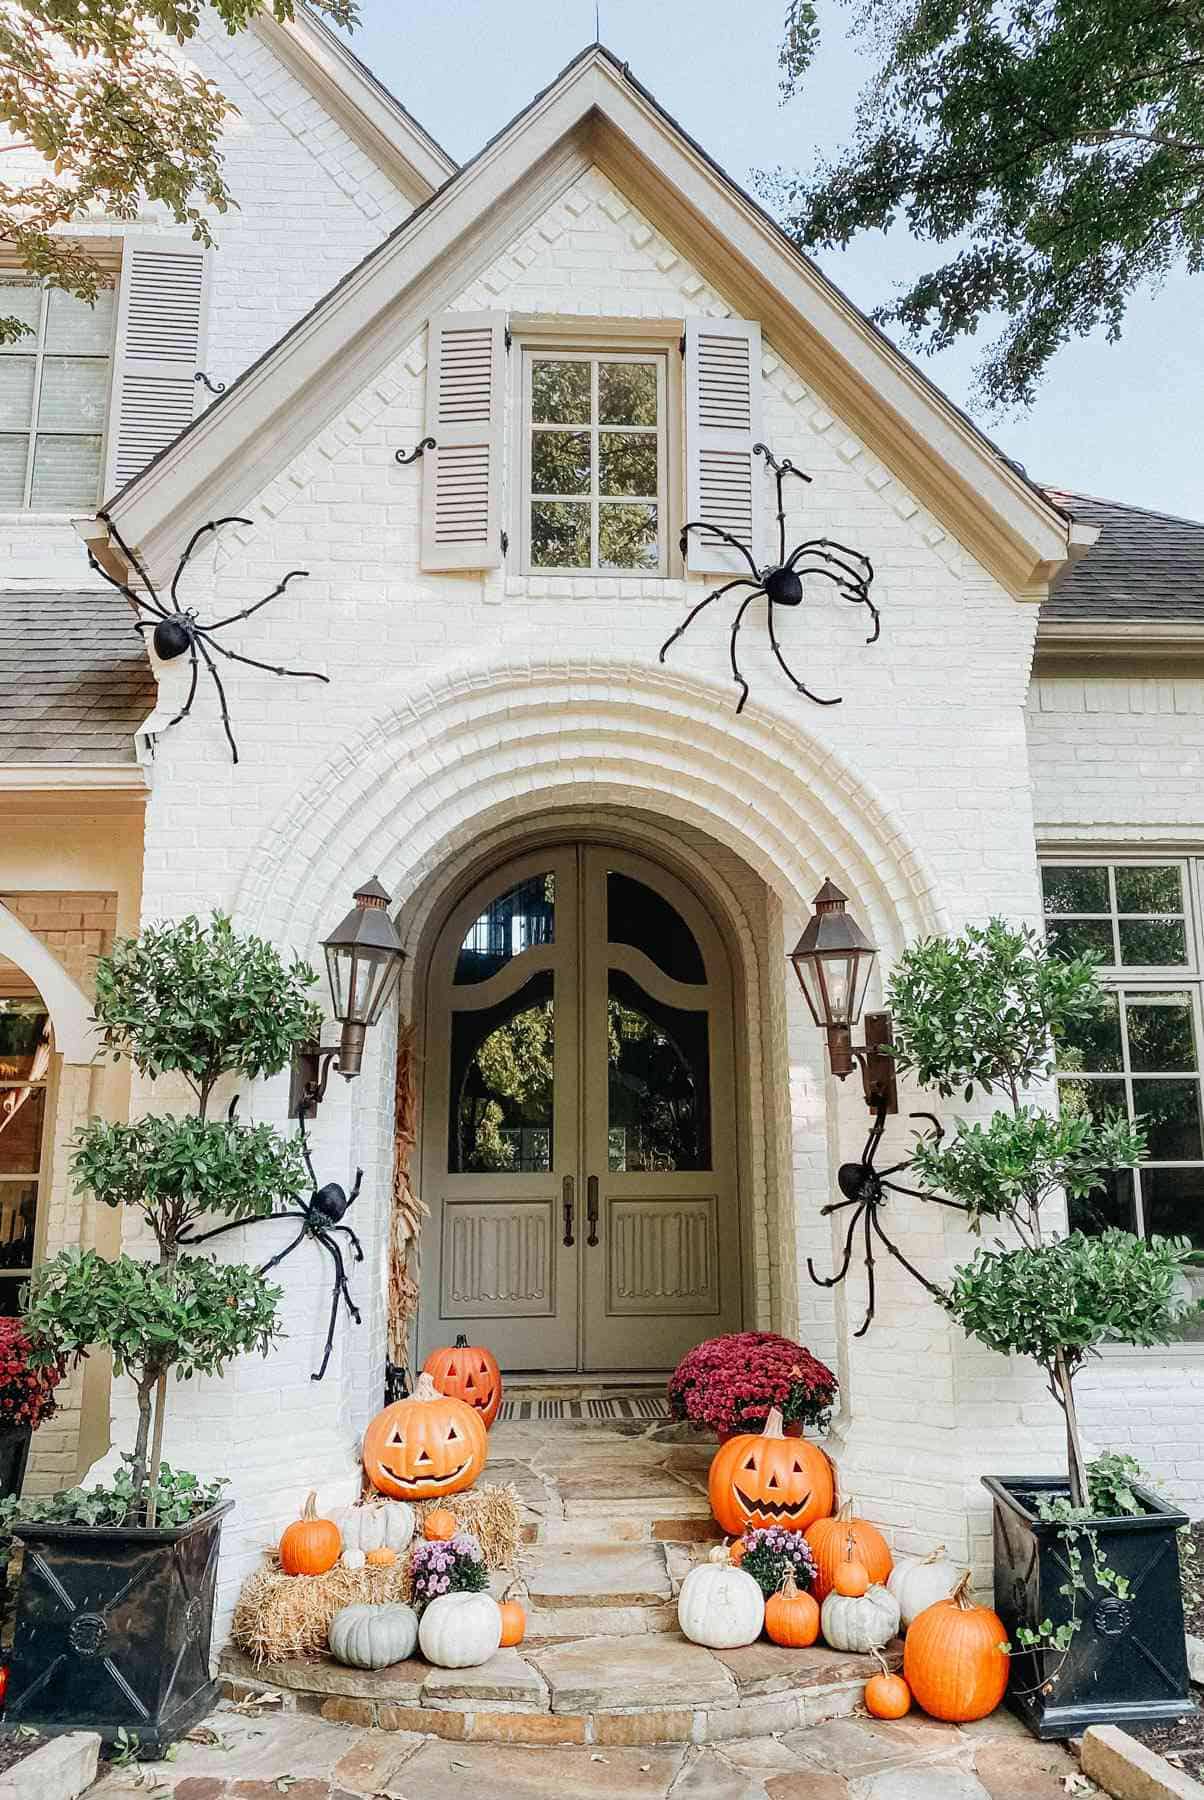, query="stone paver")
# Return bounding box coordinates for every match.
[526,1632,738,1712]
[364,1738,684,1797]
[421,1647,547,1704]
[849,1767,991,1799]
[523,1541,672,1604]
